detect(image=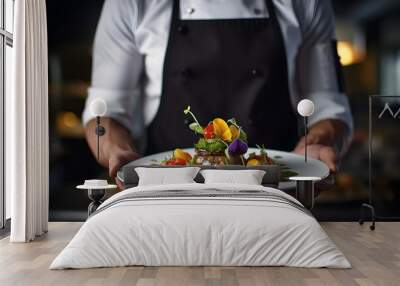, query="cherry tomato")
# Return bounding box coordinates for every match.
[203,123,214,139]
[166,158,187,166]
